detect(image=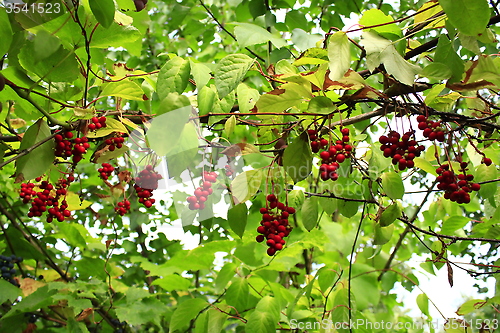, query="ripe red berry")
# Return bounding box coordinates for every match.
[483,158,492,166]
[336,154,346,163]
[341,128,350,136]
[319,151,330,160]
[266,194,277,202]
